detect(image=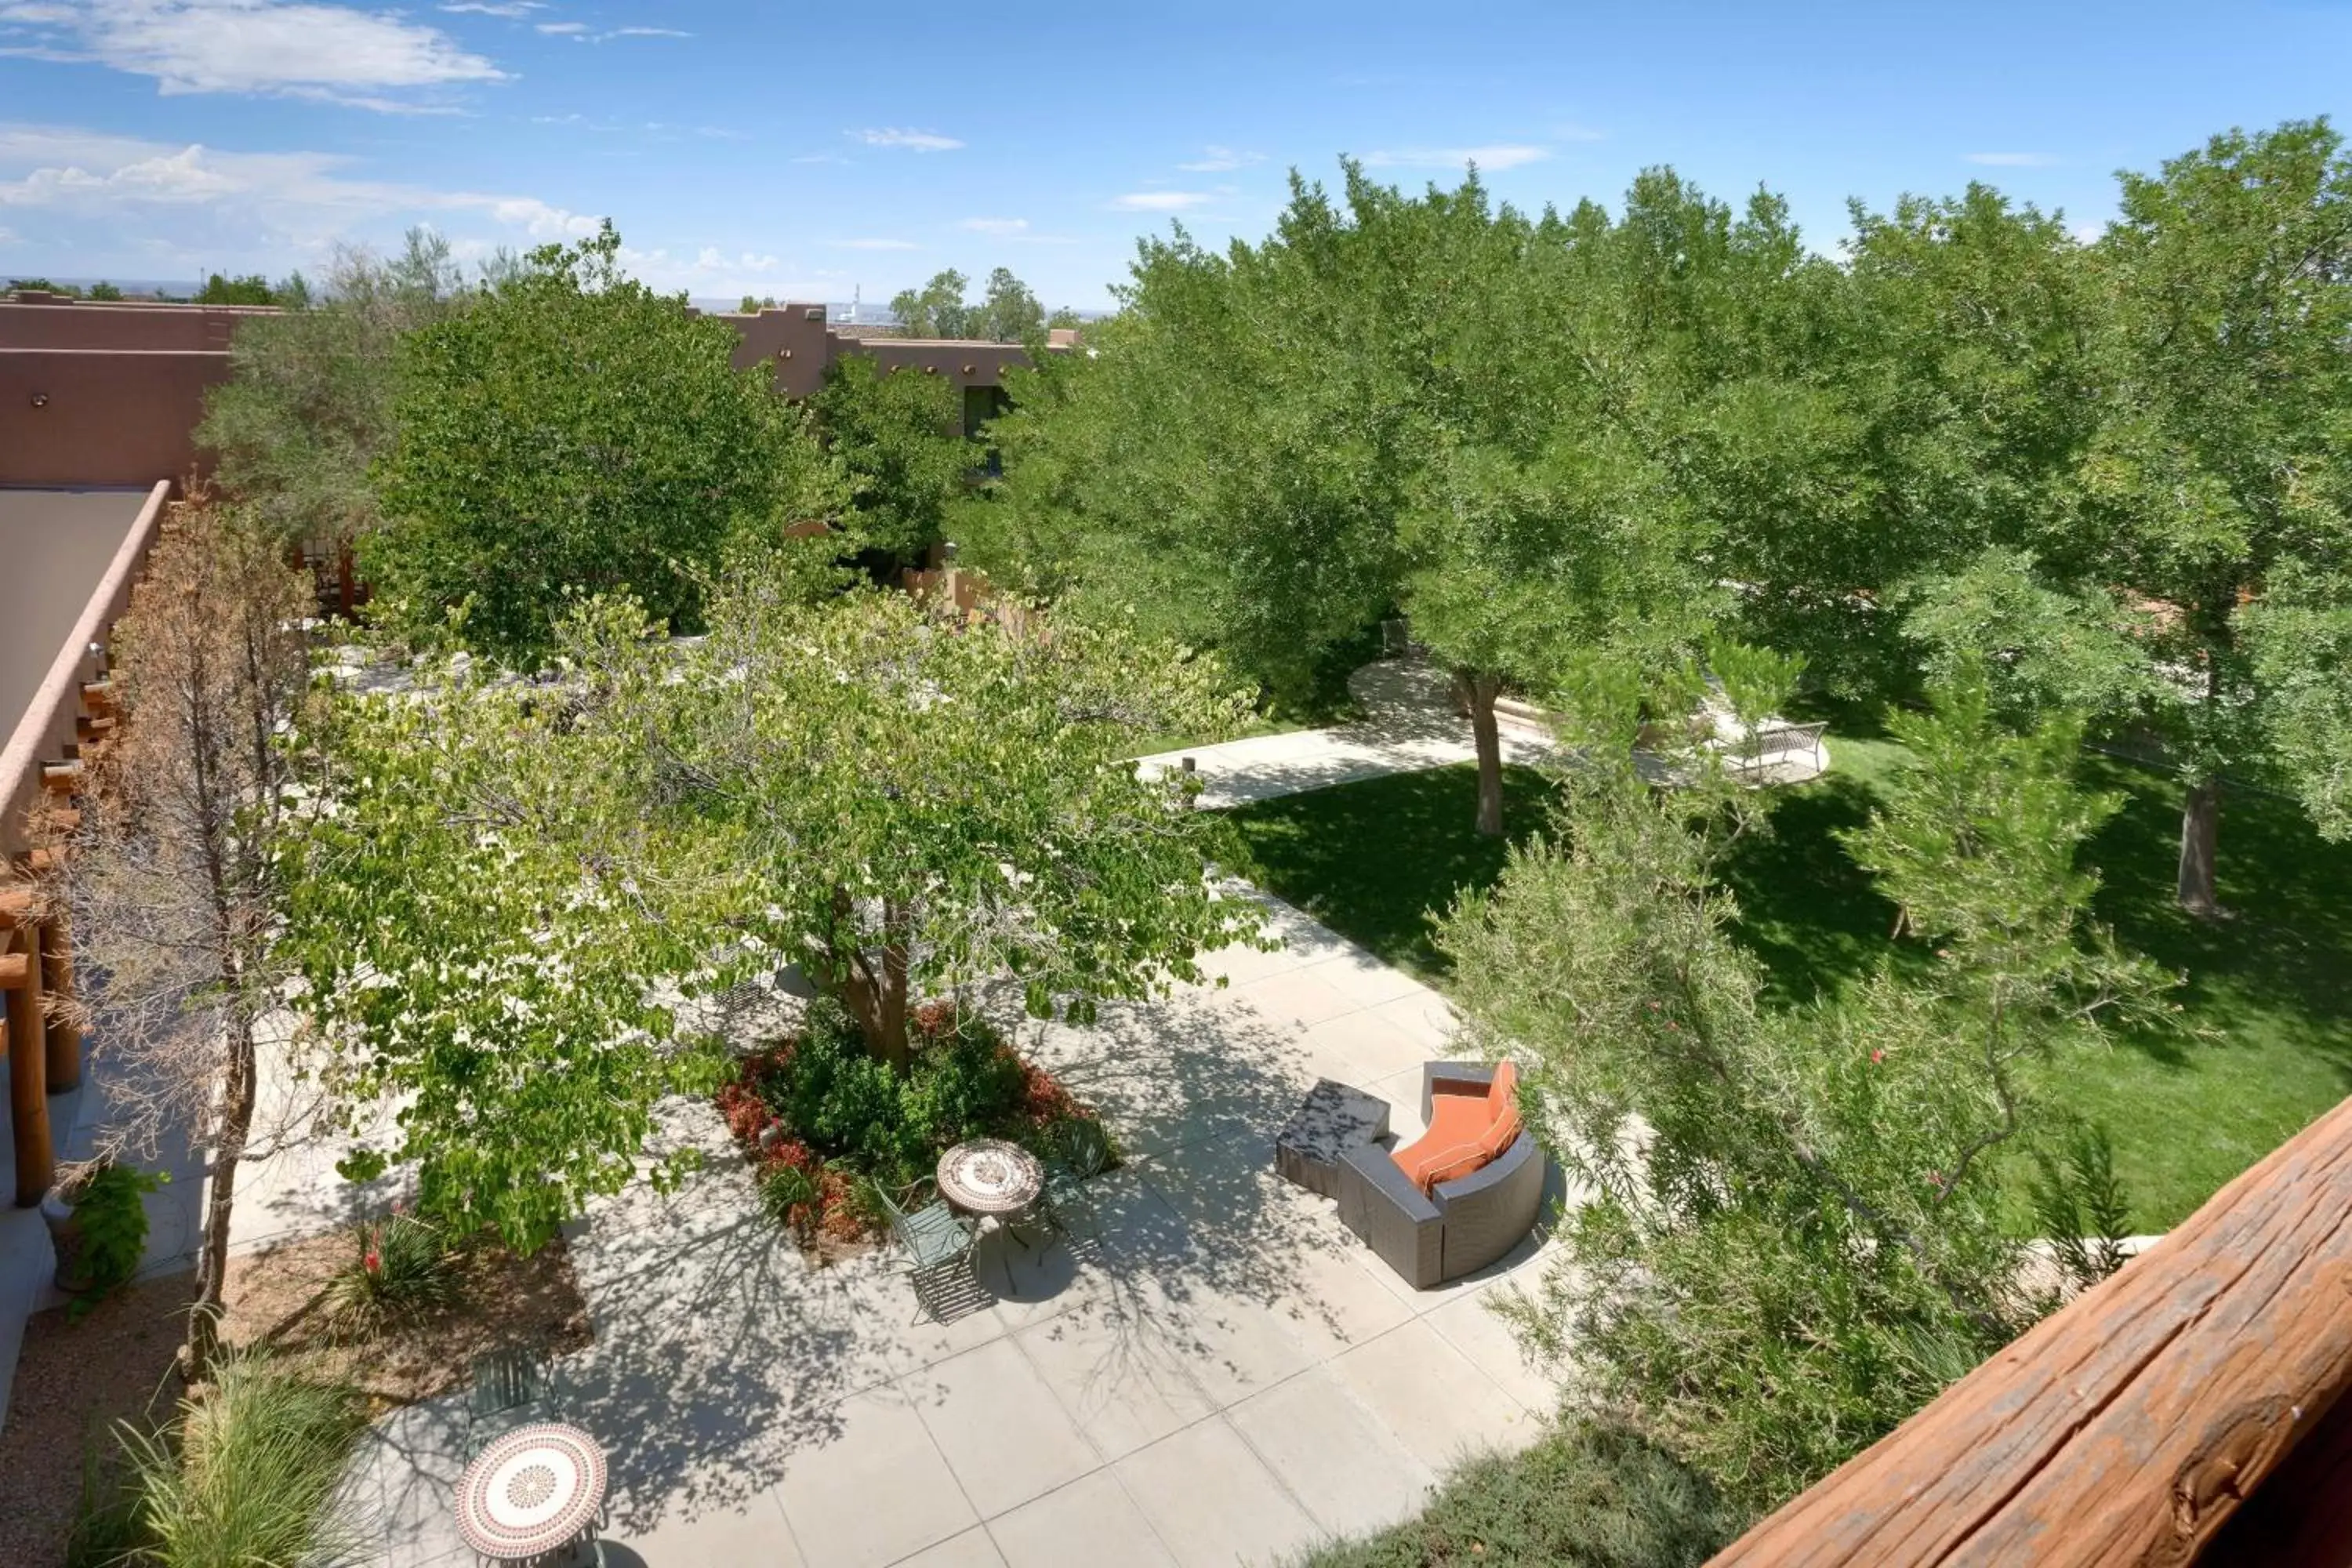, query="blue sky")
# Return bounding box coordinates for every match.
[2,1,2348,309]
